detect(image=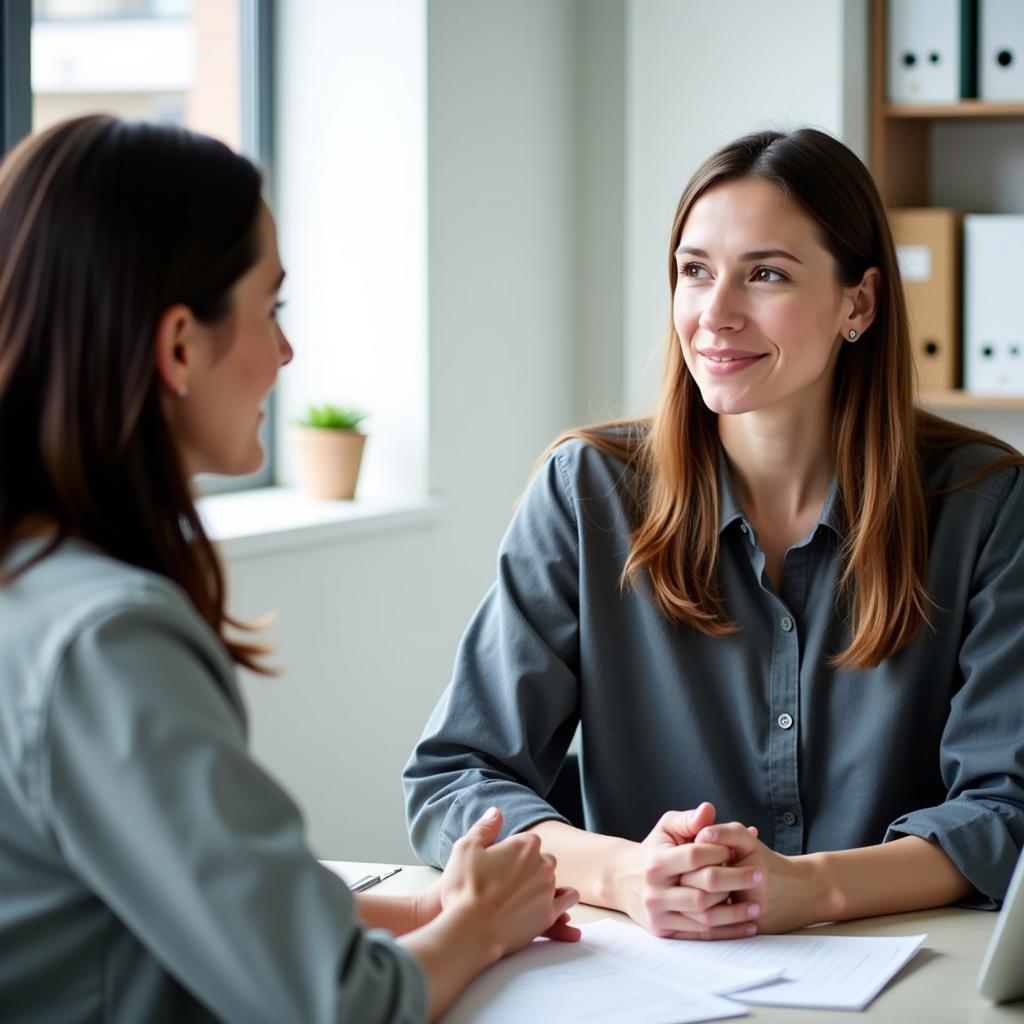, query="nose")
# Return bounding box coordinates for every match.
[277,328,294,367]
[697,278,745,334]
